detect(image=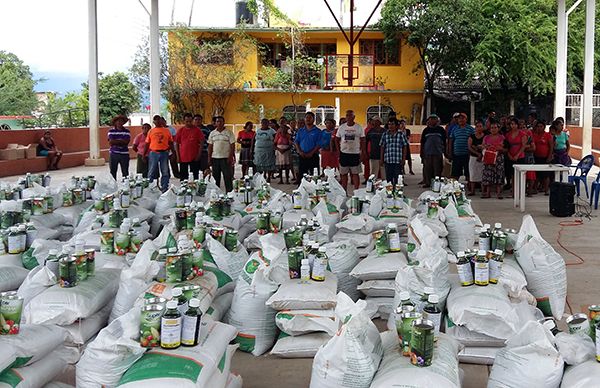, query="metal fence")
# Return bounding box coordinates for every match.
[566,94,600,127]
